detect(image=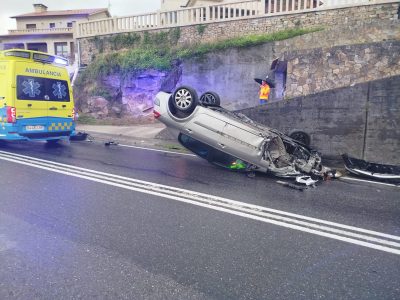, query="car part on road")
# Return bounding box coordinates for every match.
[70,131,88,141]
[199,91,221,107]
[342,154,400,182]
[276,180,309,191]
[324,169,342,180]
[105,141,119,146]
[296,175,318,187]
